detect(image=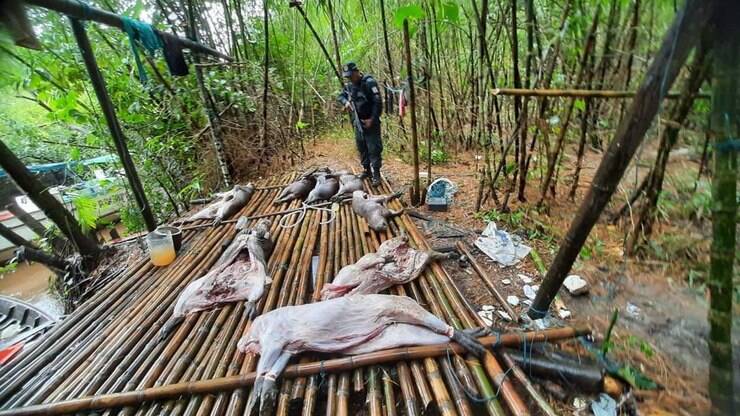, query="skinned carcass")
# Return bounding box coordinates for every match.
[188,184,255,224]
[158,219,273,341]
[238,294,486,415]
[320,235,454,300]
[352,190,404,232]
[304,173,339,204]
